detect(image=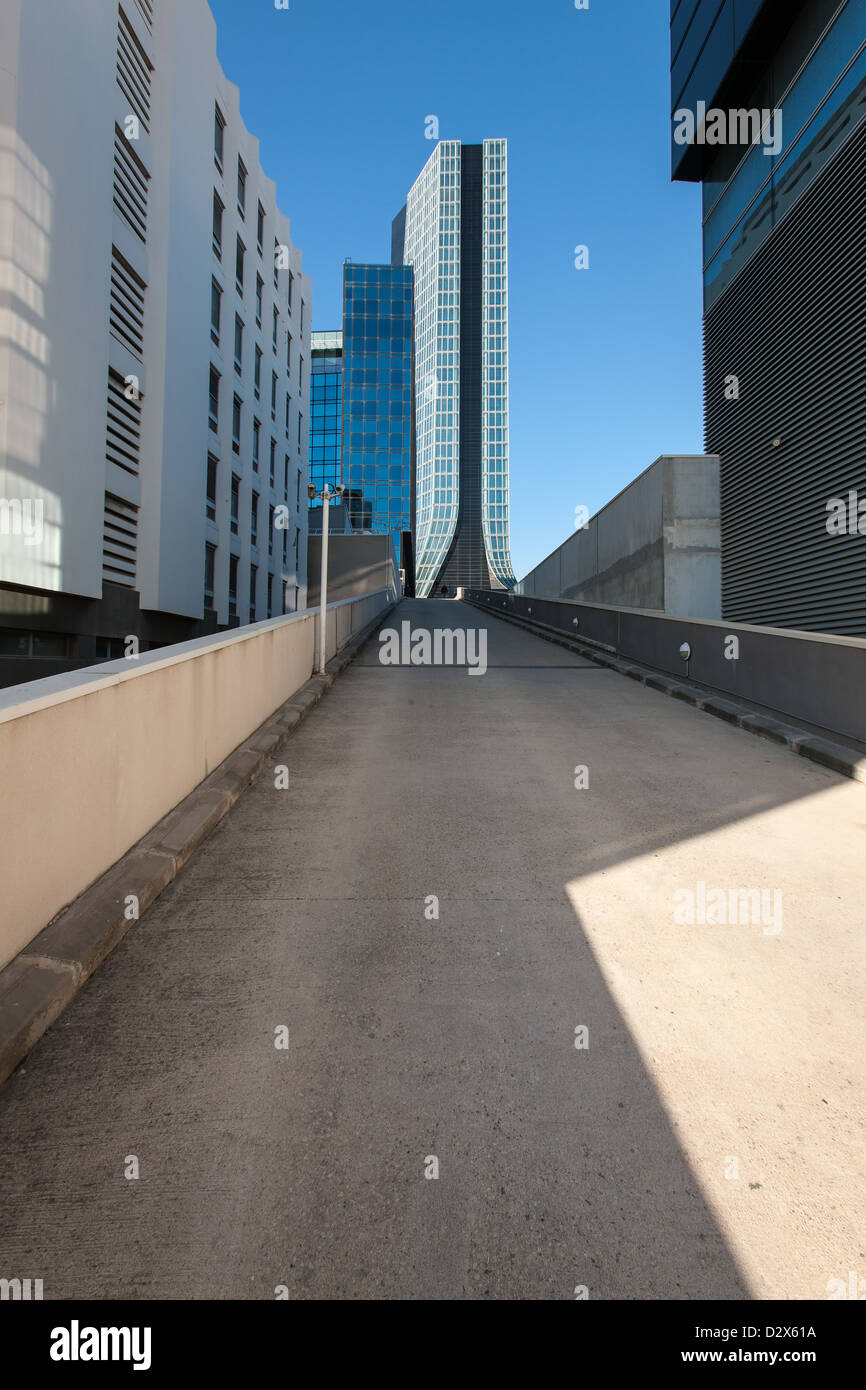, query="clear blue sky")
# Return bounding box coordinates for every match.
[207,0,703,579]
